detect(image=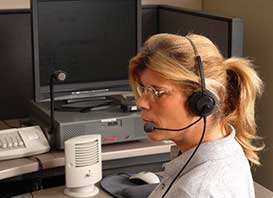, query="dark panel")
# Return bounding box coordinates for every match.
[142,5,158,43]
[158,7,231,58]
[141,5,243,58]
[0,10,33,119]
